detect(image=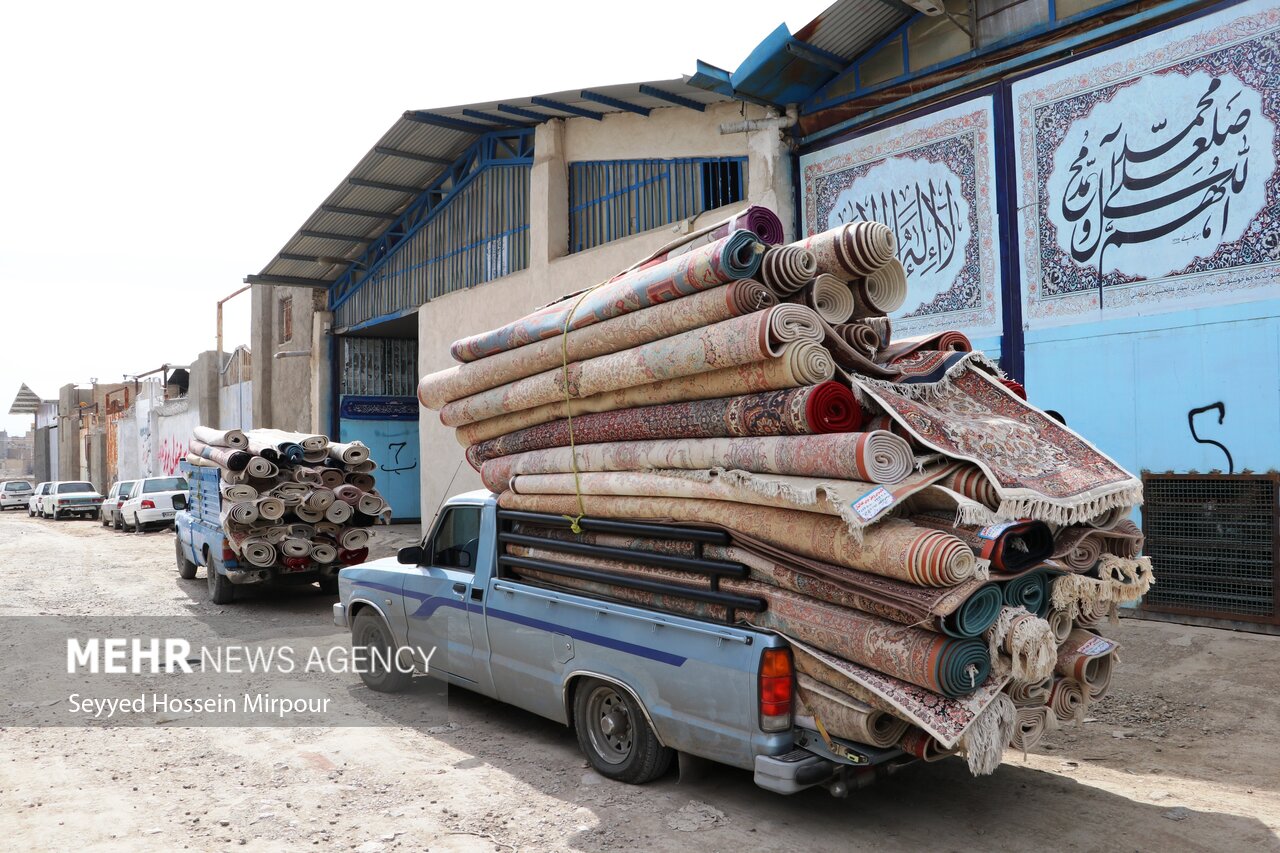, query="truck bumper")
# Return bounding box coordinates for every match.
[753,749,839,795]
[332,603,348,628]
